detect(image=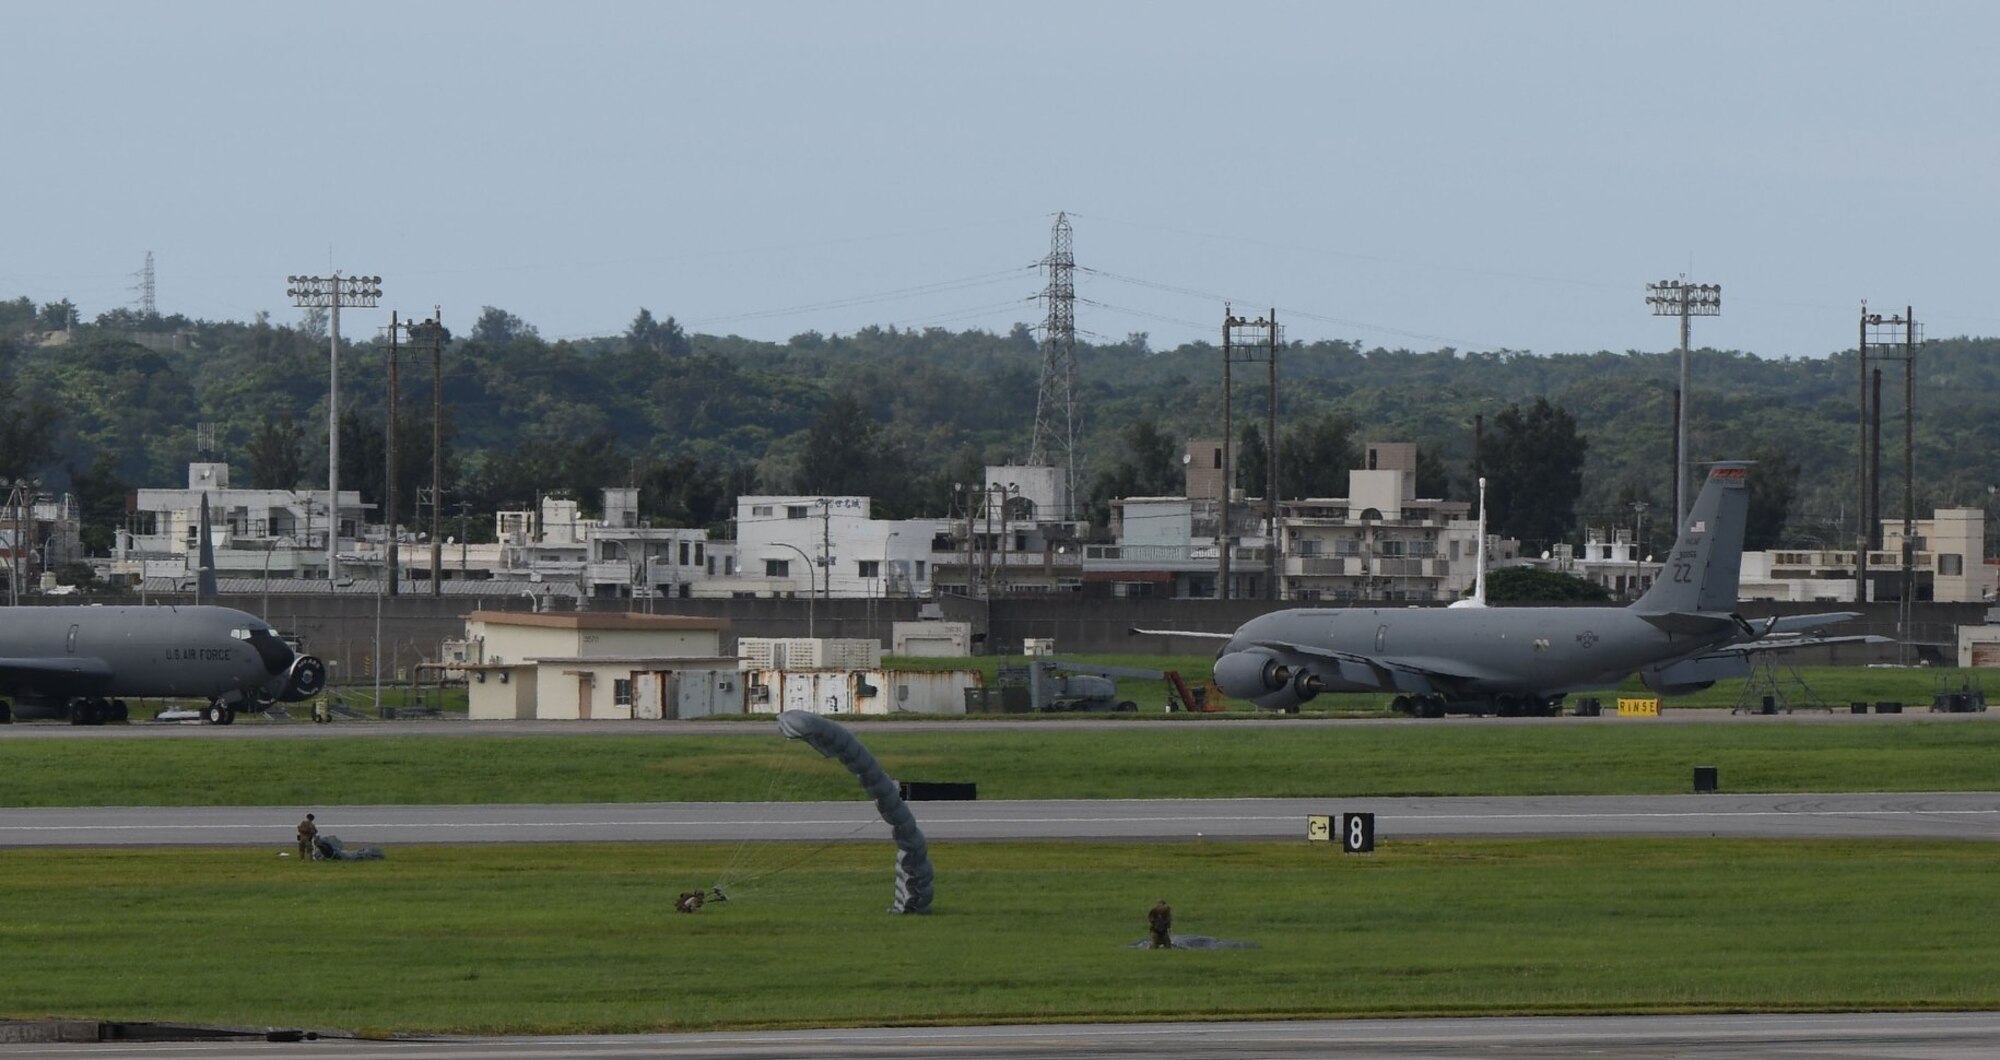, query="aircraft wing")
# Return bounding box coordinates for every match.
[1265,640,1512,694]
[0,656,115,686]
[1127,627,1233,641]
